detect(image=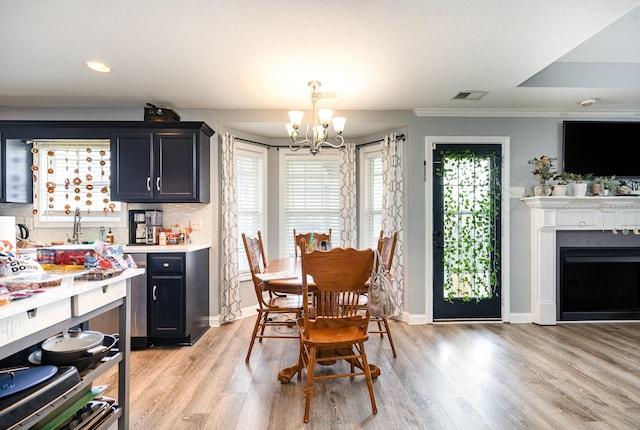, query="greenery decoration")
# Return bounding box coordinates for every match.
[593,176,620,194]
[435,149,501,303]
[528,155,557,185]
